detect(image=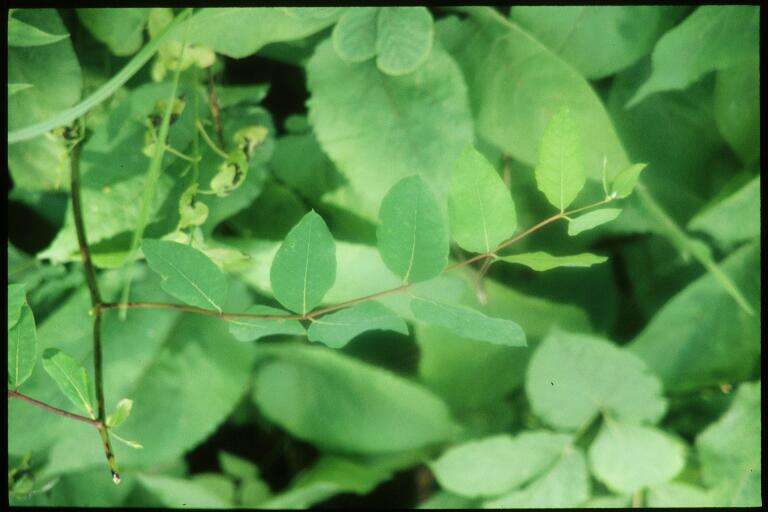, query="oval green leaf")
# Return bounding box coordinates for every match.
[534,108,585,211]
[41,348,95,418]
[410,297,526,347]
[307,301,408,349]
[448,146,517,253]
[377,175,449,284]
[141,239,228,312]
[270,211,337,315]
